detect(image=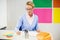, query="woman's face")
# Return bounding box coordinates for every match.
[26,5,33,15]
